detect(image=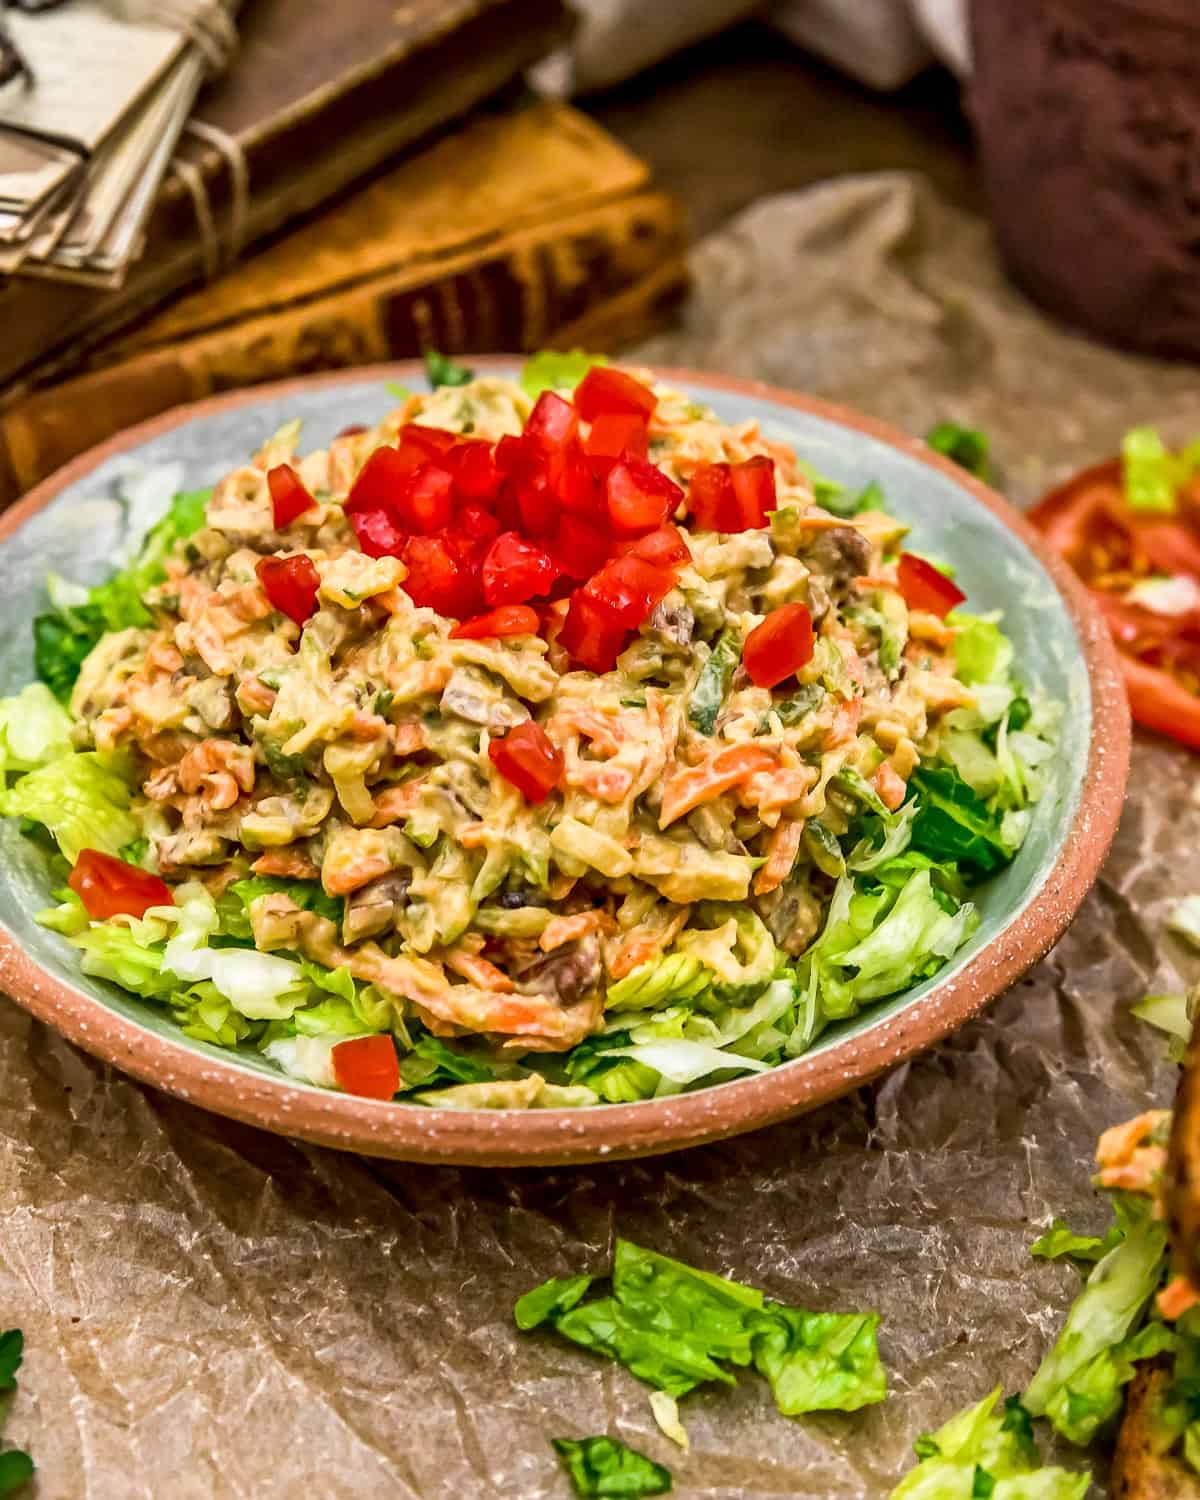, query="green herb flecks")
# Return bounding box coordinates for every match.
[687,629,741,736]
[424,350,474,388]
